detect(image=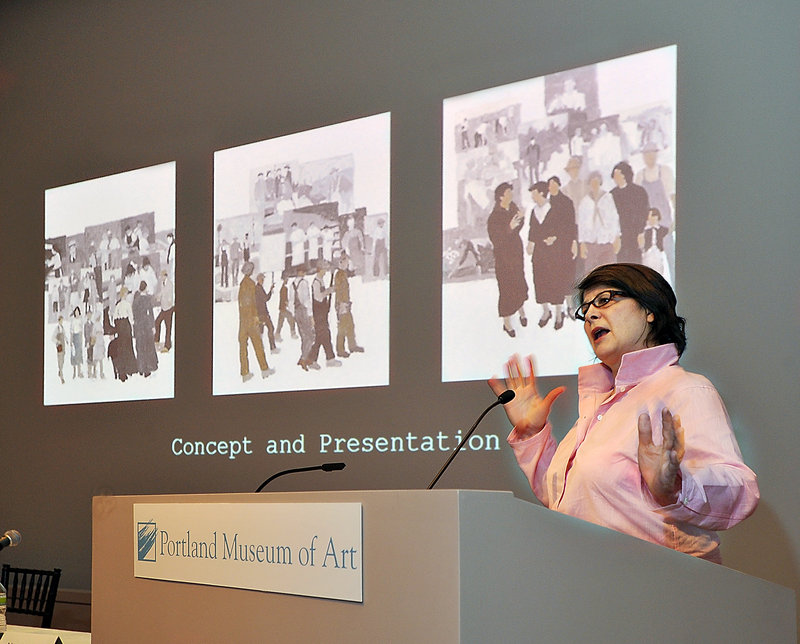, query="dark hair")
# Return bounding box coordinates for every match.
[611,161,634,184]
[647,207,662,221]
[529,180,548,197]
[576,263,686,355]
[494,182,513,203]
[547,175,561,187]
